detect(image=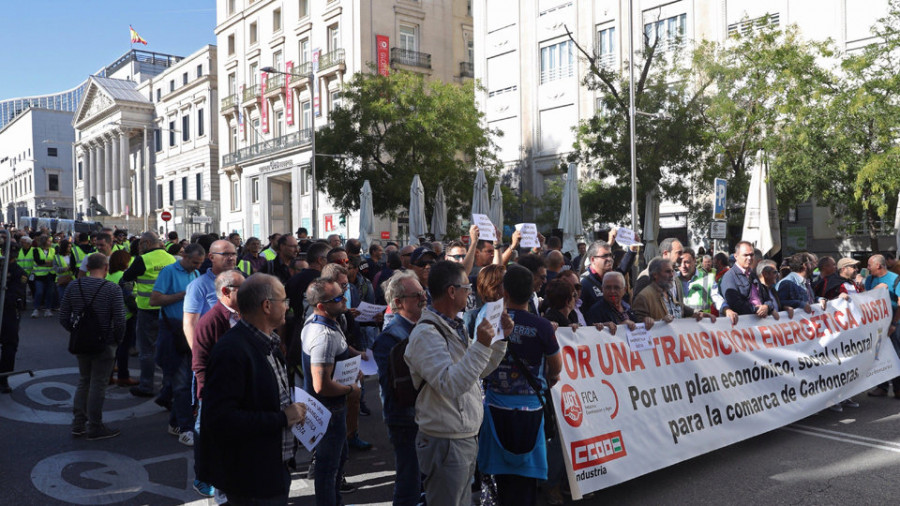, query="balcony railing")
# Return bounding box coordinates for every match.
[222,128,313,166]
[391,48,431,69]
[459,61,474,78]
[221,93,238,110]
[242,84,260,102]
[319,48,346,72]
[266,73,285,90]
[291,62,313,84]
